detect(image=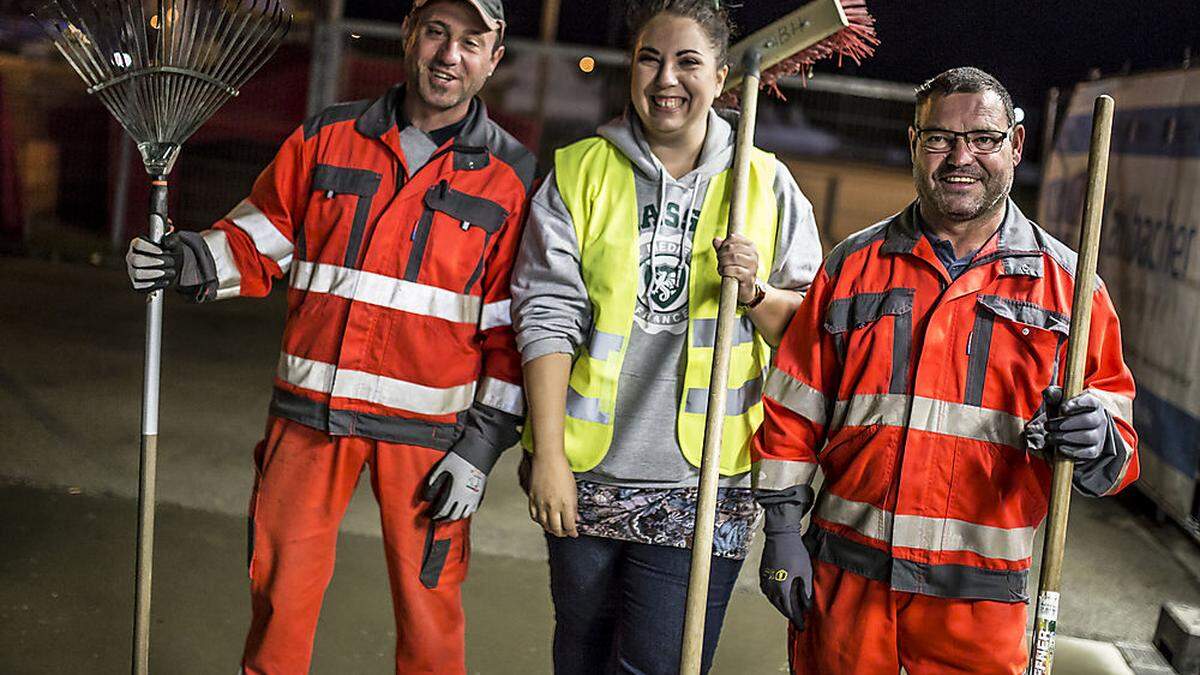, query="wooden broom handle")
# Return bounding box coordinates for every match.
[1029,93,1114,675]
